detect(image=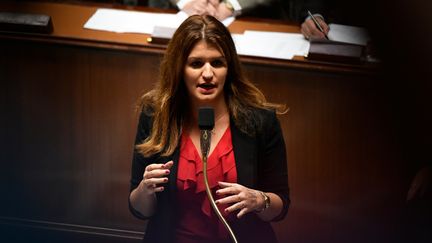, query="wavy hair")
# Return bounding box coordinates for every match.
[136,15,285,157]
